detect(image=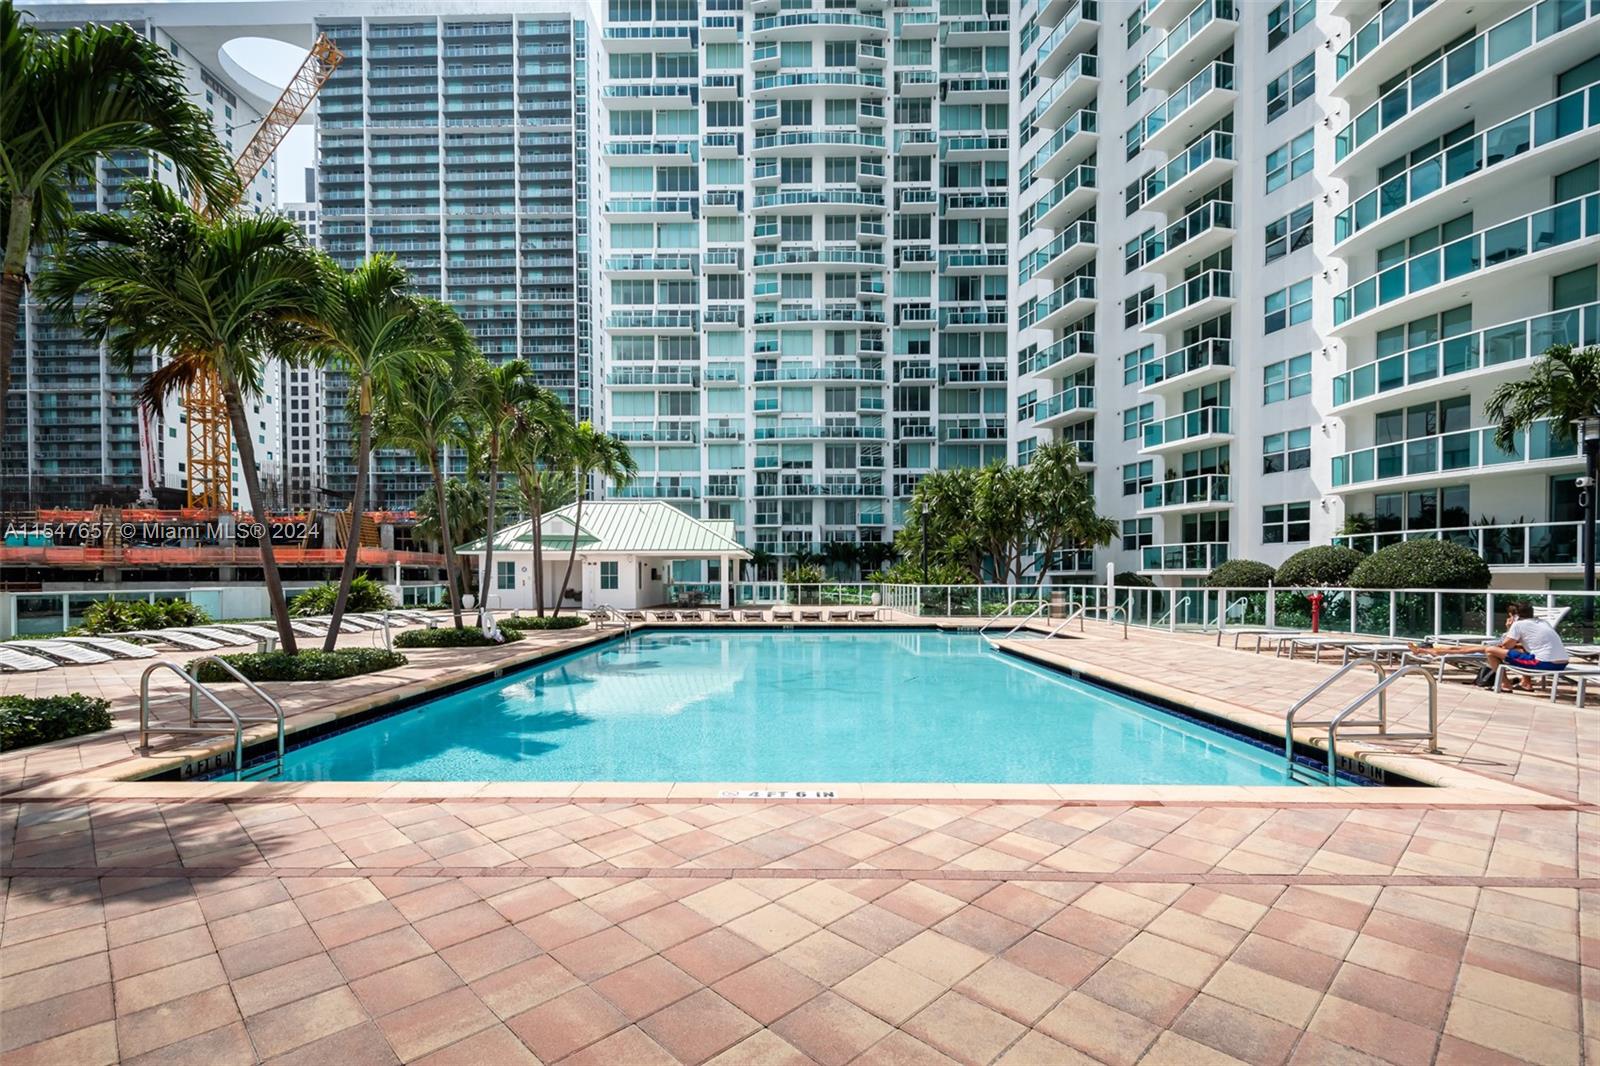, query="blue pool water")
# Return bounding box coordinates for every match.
[276,630,1312,785]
